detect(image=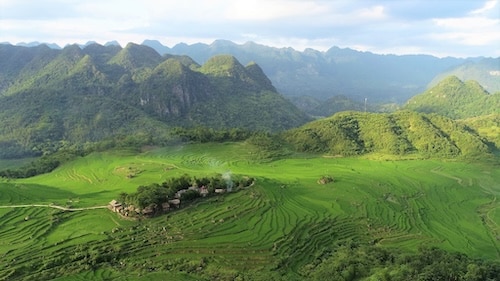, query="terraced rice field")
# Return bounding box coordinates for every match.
[0,143,498,279]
